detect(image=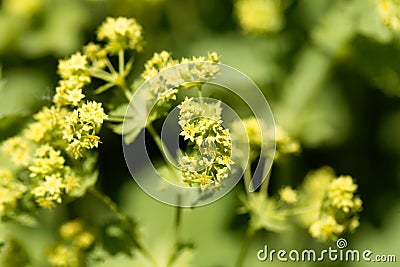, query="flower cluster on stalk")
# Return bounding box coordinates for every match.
[177,97,233,190]
[47,220,95,267]
[0,16,145,216]
[298,167,362,241]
